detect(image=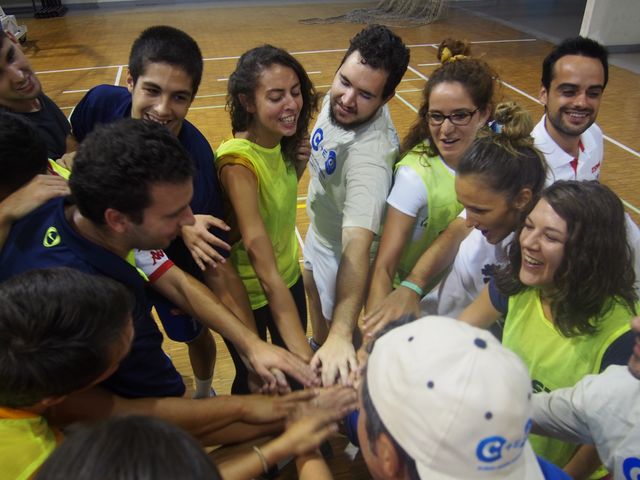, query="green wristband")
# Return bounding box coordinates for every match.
[400,280,424,297]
